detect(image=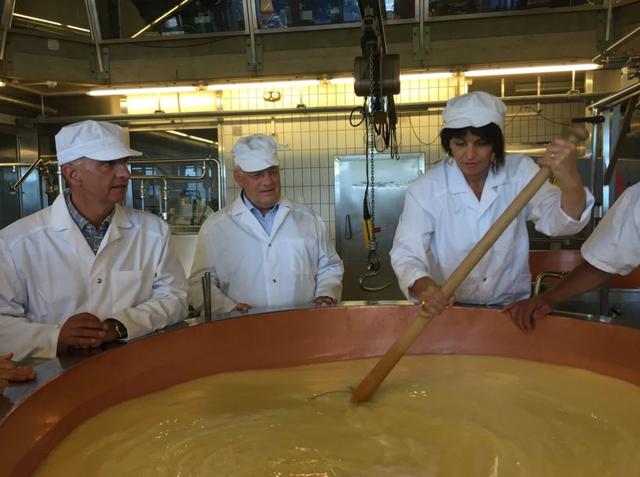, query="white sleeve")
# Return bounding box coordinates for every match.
[390,185,436,300]
[313,216,344,300]
[188,221,237,314]
[581,184,640,275]
[112,229,188,339]
[0,239,61,361]
[522,157,594,236]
